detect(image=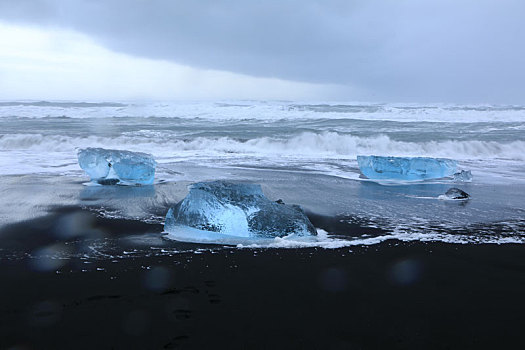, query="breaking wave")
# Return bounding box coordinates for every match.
[1,132,524,161]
